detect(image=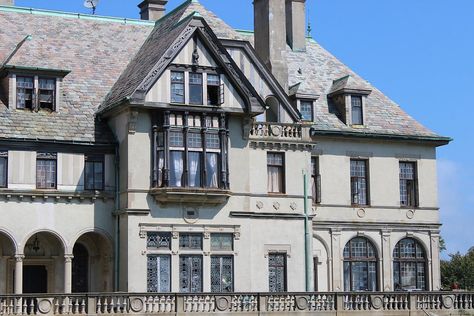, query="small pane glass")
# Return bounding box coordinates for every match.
[147,232,172,249]
[179,233,202,250]
[211,233,233,251]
